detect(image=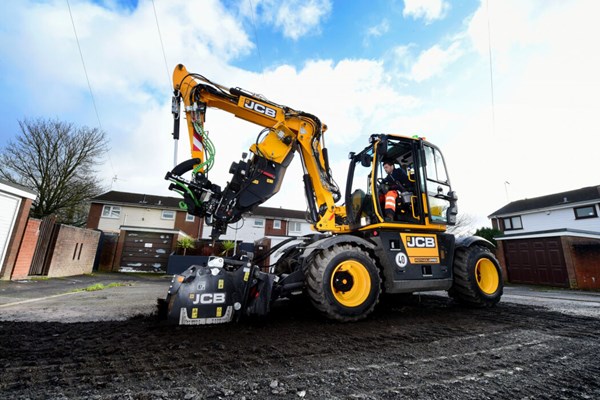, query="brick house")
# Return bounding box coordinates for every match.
[87,191,312,272]
[488,185,600,289]
[87,191,201,272]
